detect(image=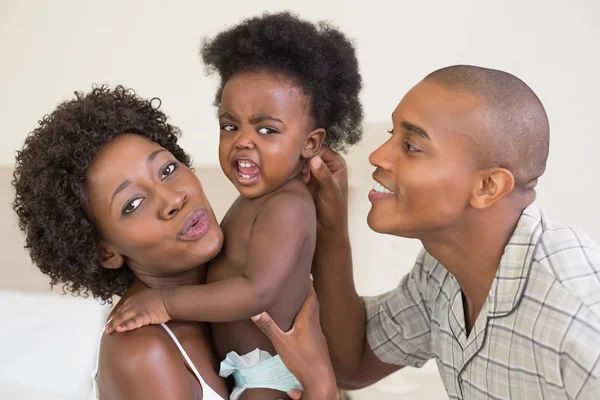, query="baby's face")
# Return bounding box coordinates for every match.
[218,70,321,199]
